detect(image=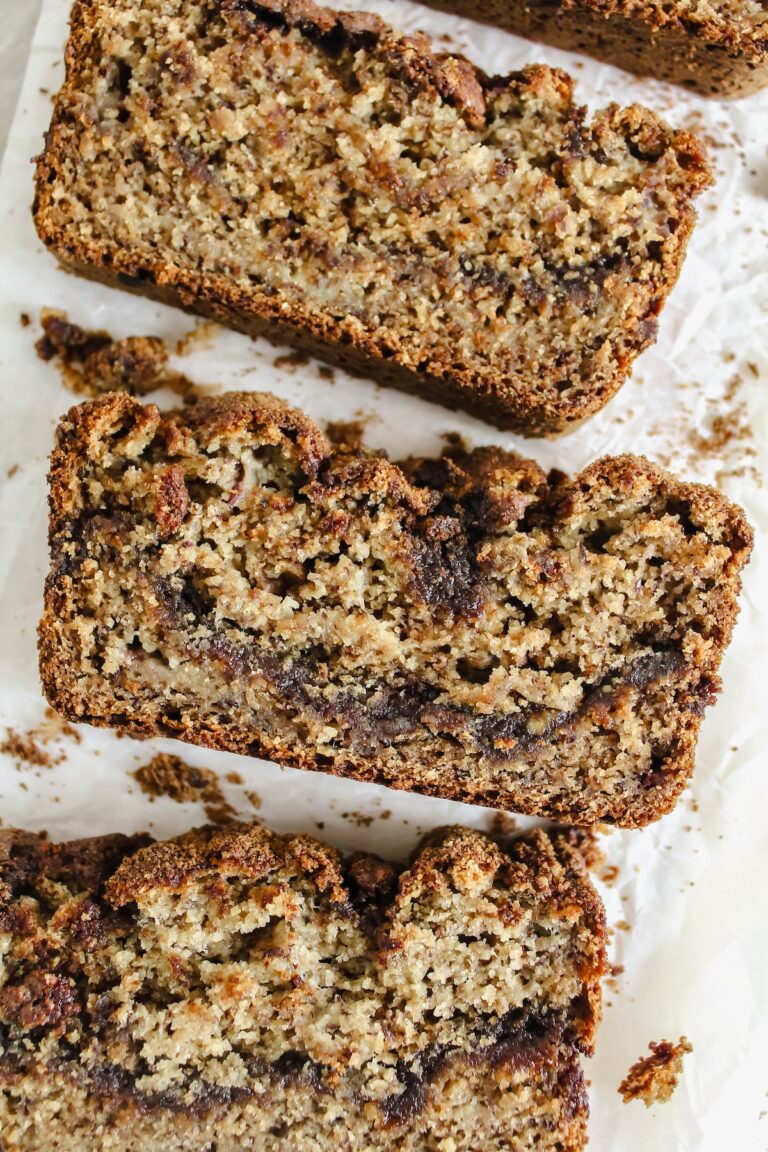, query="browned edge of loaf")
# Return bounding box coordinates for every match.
[32,0,710,437]
[424,0,768,98]
[37,392,754,829]
[0,820,607,1053]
